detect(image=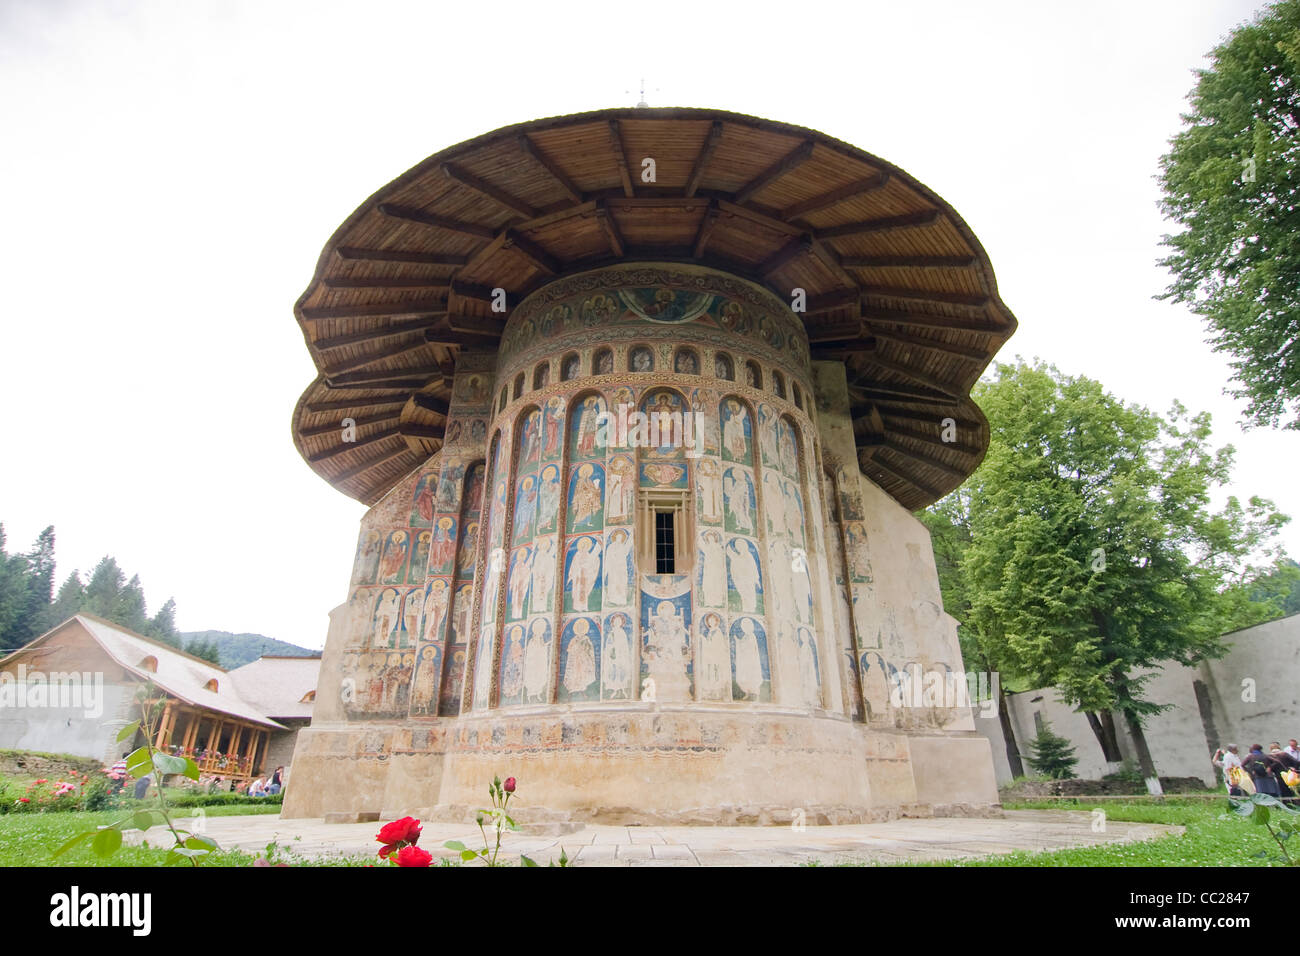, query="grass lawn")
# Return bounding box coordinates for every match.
[935,797,1293,867]
[0,806,379,867]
